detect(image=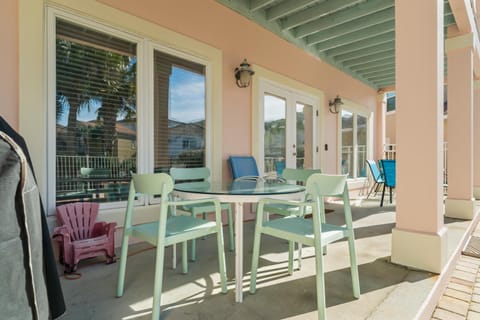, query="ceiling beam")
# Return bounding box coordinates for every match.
[326,31,395,57]
[350,57,395,72]
[297,6,394,39]
[334,41,395,62]
[310,19,394,49]
[342,50,395,67]
[448,0,480,78]
[305,15,395,45]
[367,73,395,82]
[281,0,362,31]
[362,67,395,78]
[448,0,476,32]
[249,0,275,12]
[444,13,456,26]
[266,0,317,21]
